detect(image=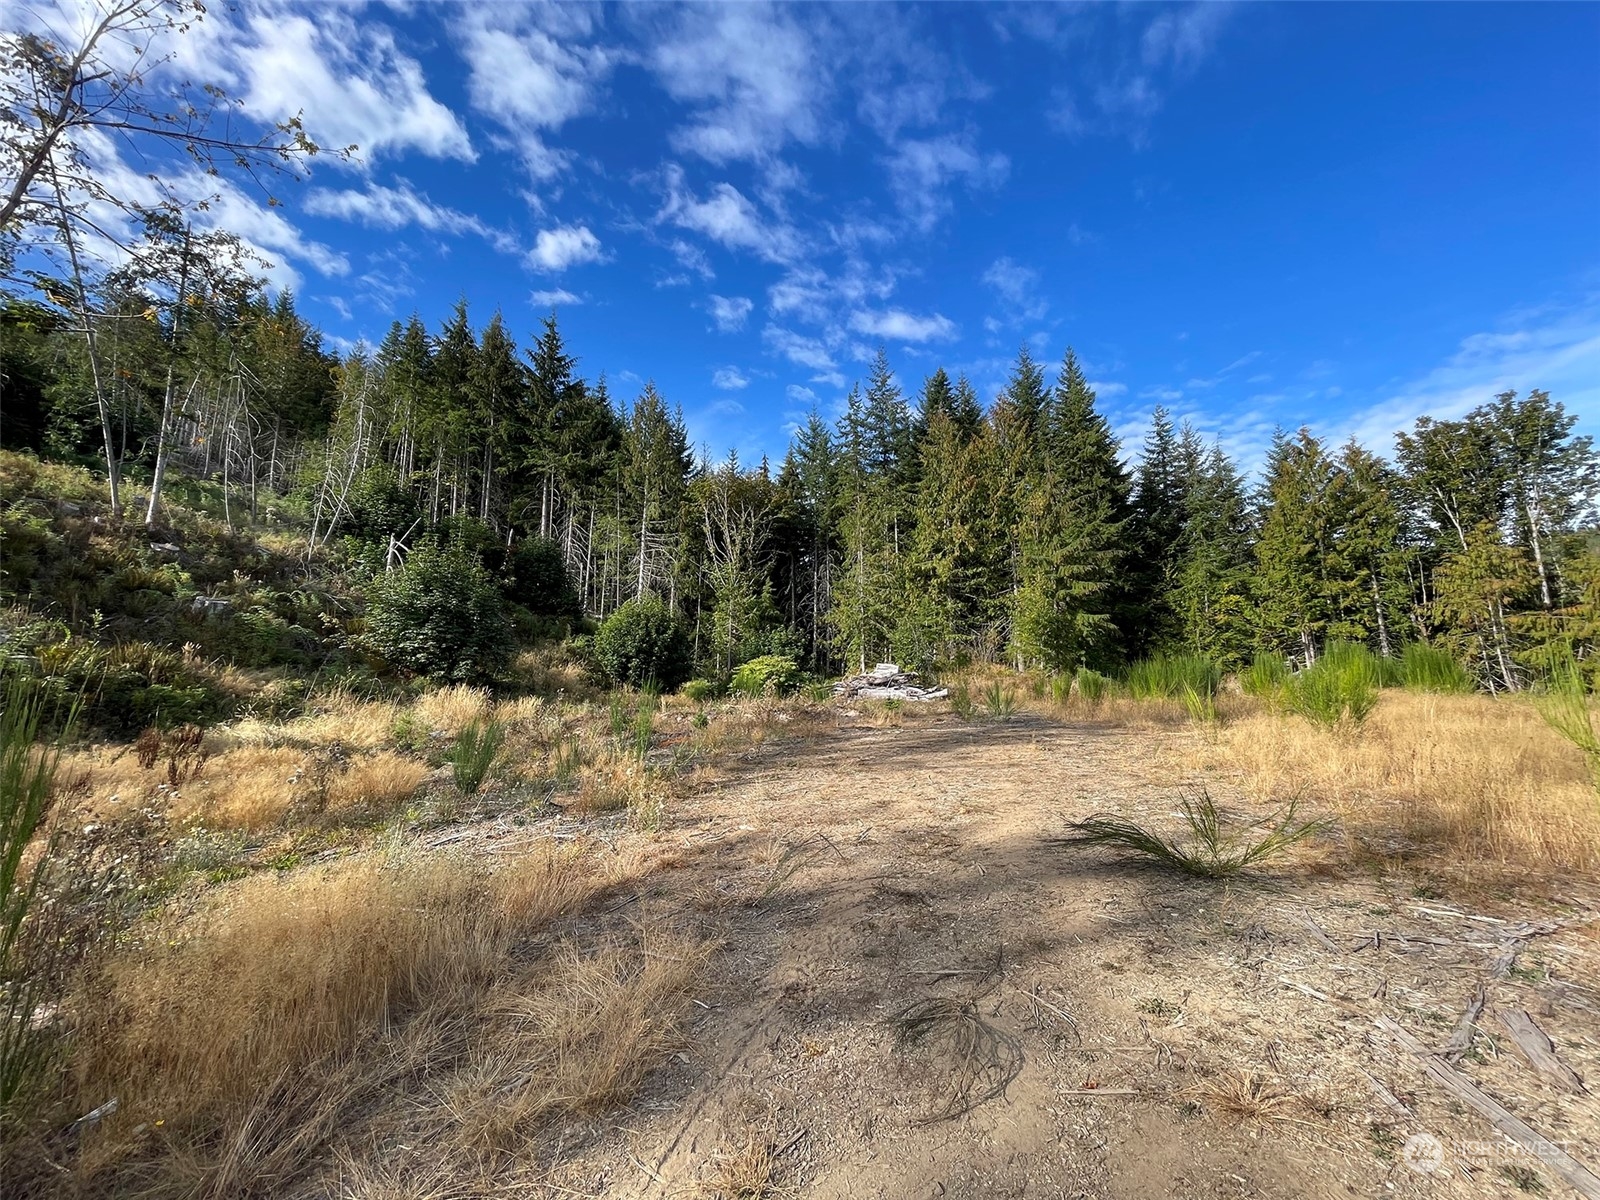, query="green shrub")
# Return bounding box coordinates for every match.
[681,678,722,703]
[730,654,801,697]
[30,640,227,735]
[448,718,504,795]
[344,466,420,545]
[1125,653,1221,700]
[363,540,513,683]
[1285,642,1381,726]
[592,598,692,691]
[1535,649,1600,787]
[1239,652,1290,698]
[1401,643,1473,694]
